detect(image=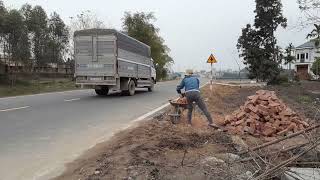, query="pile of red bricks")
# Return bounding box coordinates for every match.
[223,90,310,137]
